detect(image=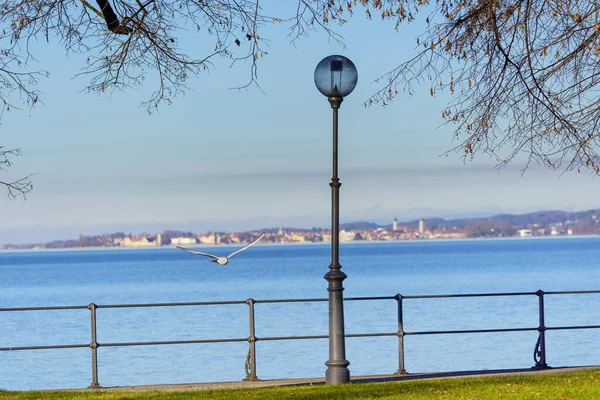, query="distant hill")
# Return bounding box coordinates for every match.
[441,209,598,229]
[341,208,600,233]
[340,221,380,230]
